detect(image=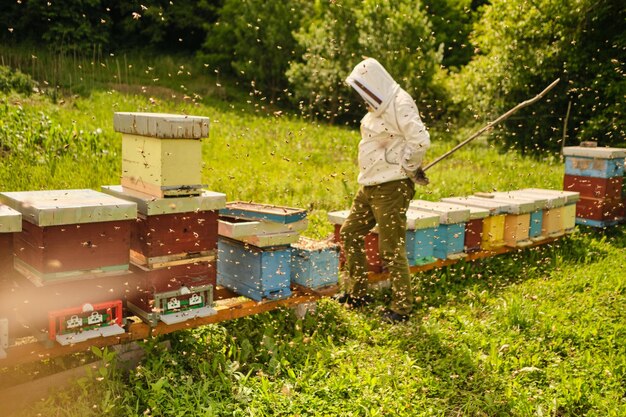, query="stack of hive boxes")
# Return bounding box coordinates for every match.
[563,144,625,227]
[0,189,136,345]
[217,202,307,300]
[105,112,225,326]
